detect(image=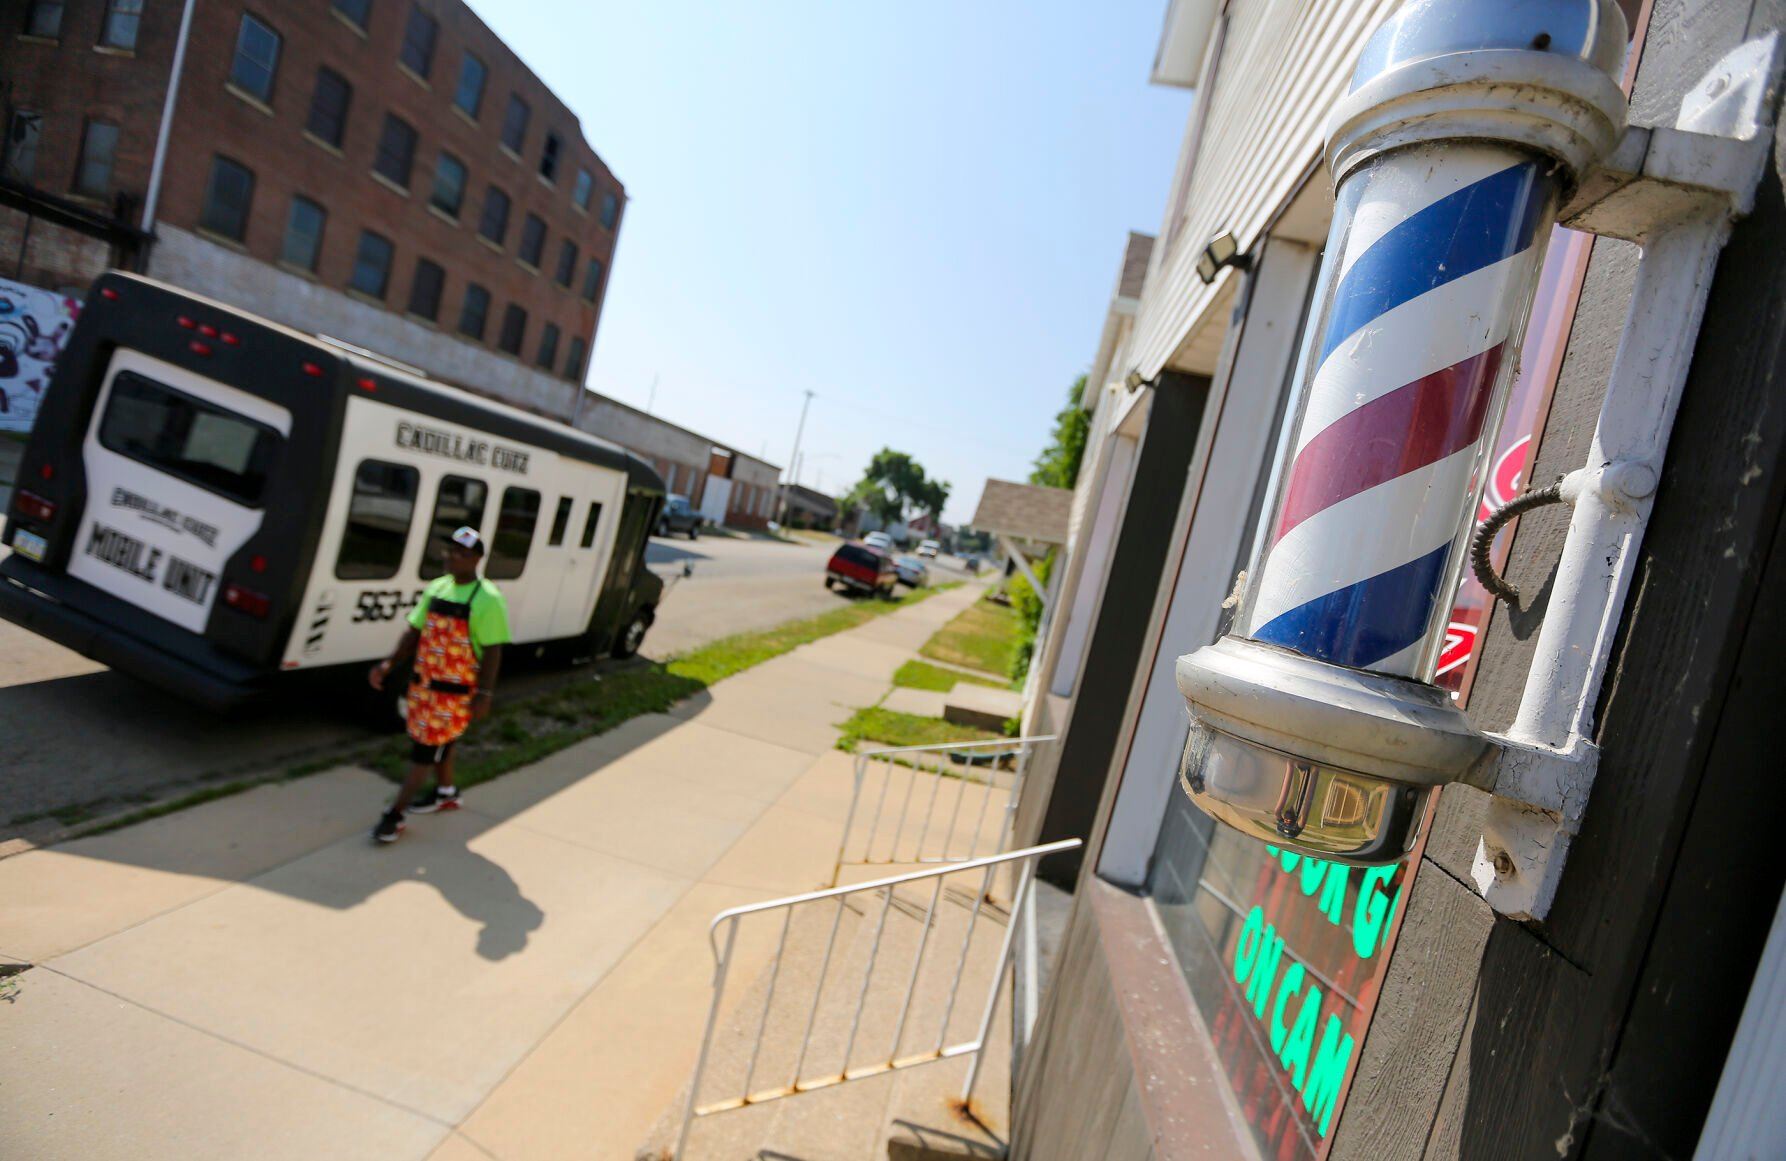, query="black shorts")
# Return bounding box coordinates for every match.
[410,739,457,766]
